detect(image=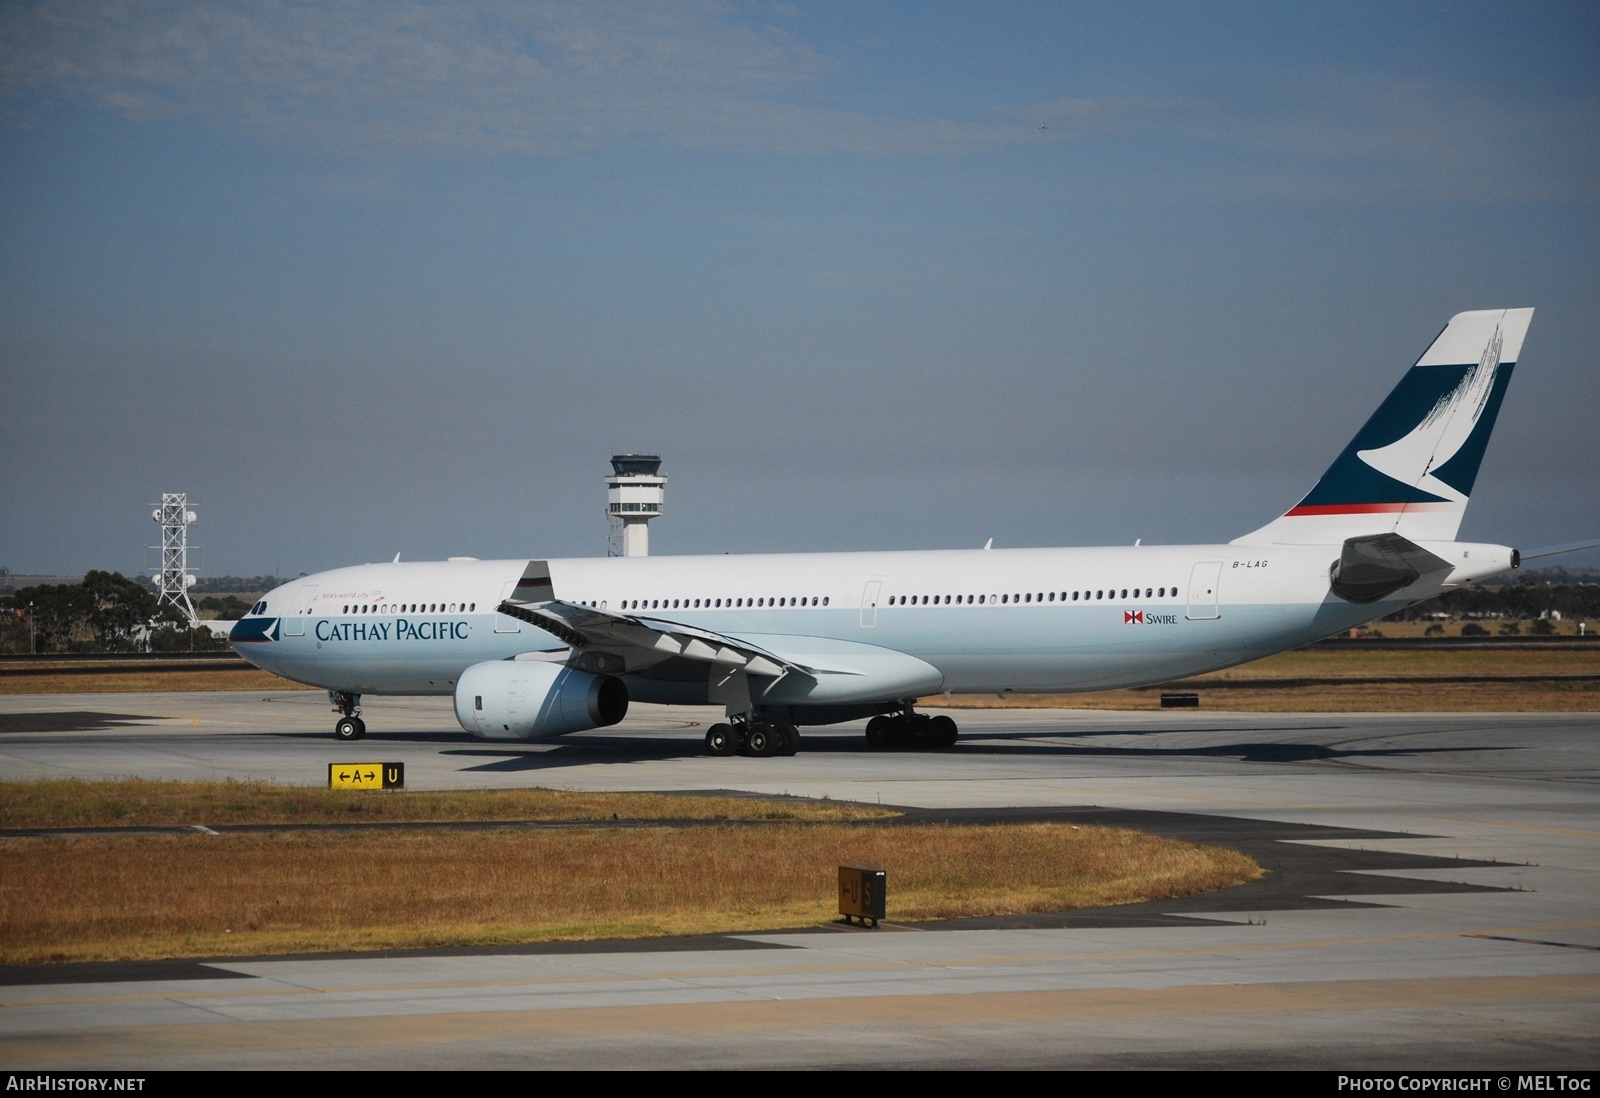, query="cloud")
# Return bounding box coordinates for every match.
[0,0,1159,156]
[1187,70,1600,204]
